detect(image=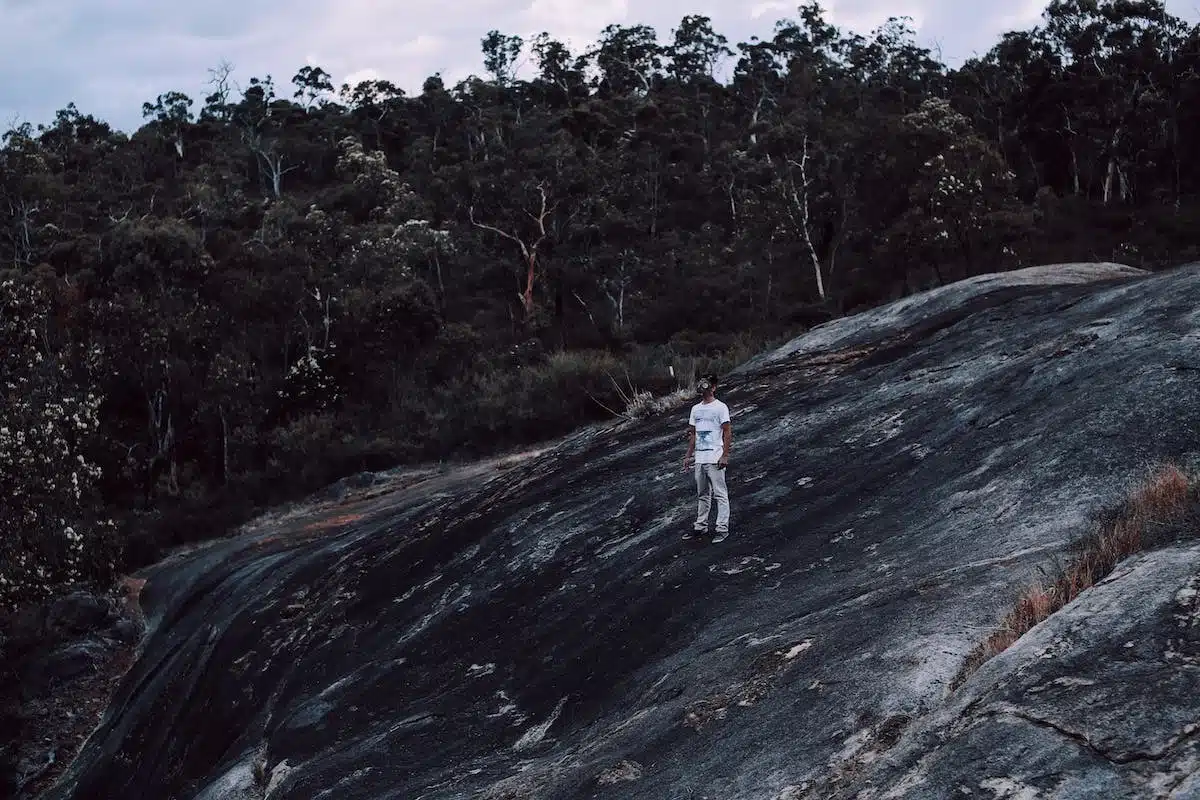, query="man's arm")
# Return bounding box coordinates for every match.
[719,421,732,466]
[684,426,696,470]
